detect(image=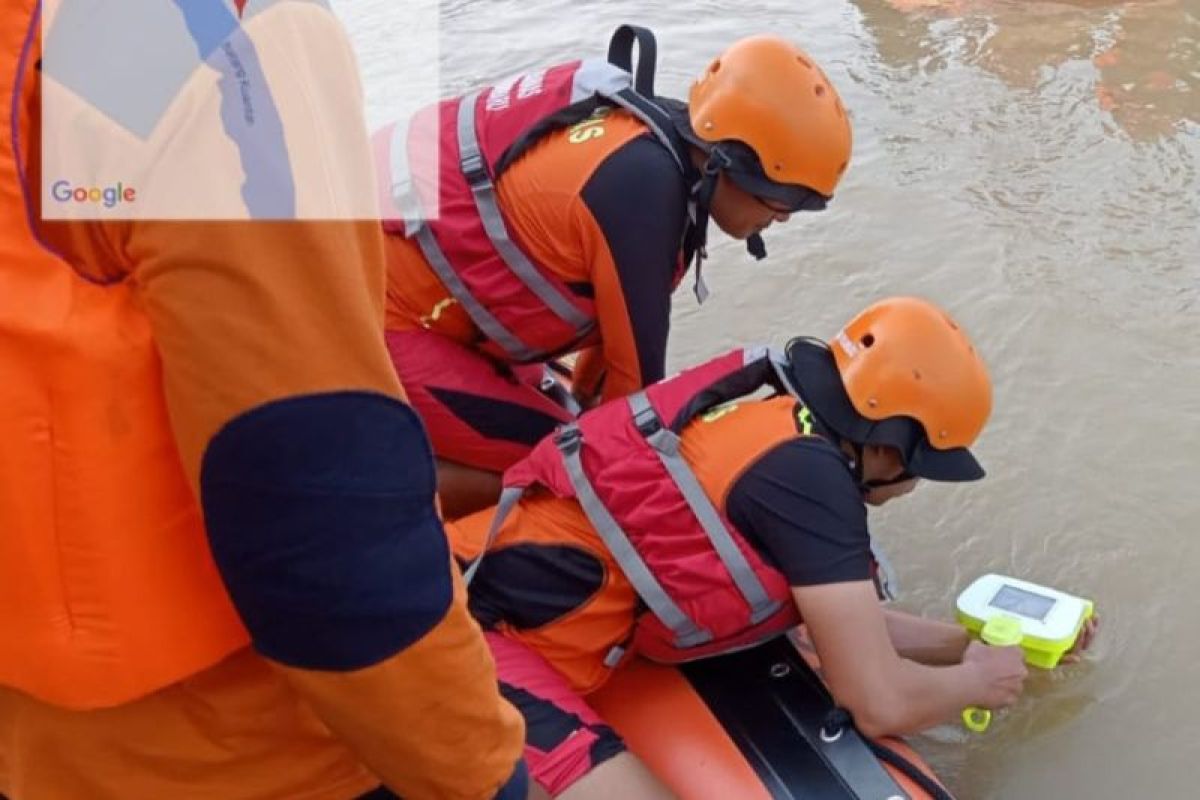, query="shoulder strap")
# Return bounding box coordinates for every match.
[496,25,692,181]
[555,422,713,649]
[409,89,596,363]
[492,96,606,179]
[630,392,781,625]
[669,346,795,433]
[462,486,526,585]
